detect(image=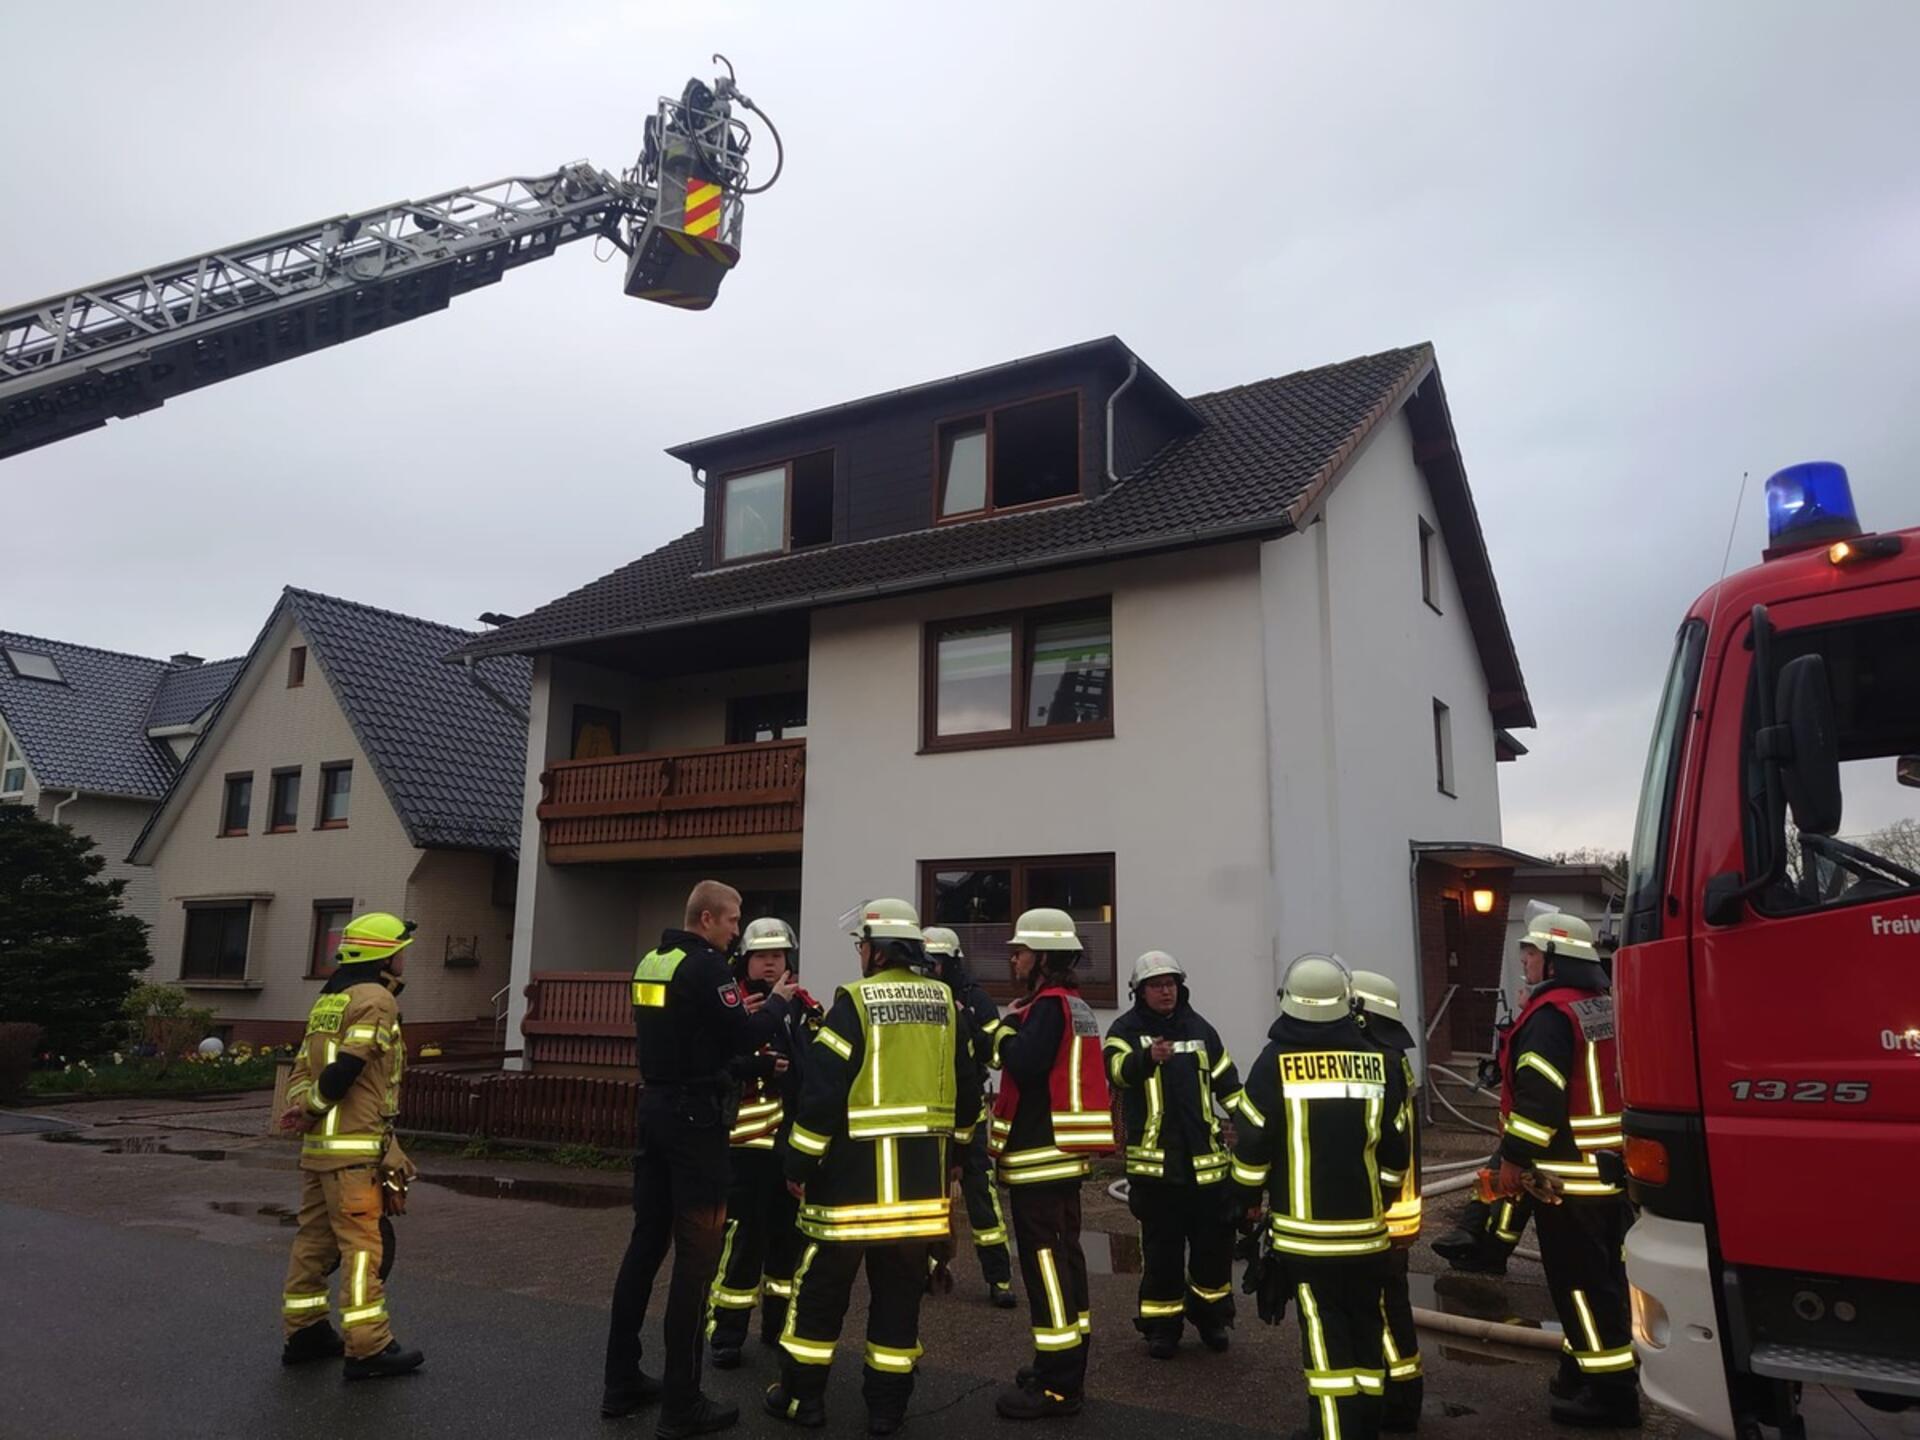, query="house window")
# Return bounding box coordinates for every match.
[922,854,1117,1006]
[718,450,835,562]
[727,691,808,744]
[3,648,63,683]
[937,392,1081,519]
[182,903,252,982]
[268,769,302,832]
[571,705,622,760]
[318,763,351,828]
[1434,698,1455,797]
[287,646,307,688]
[1,733,26,796]
[221,774,252,835]
[925,601,1113,750]
[1418,518,1441,613]
[309,900,352,978]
